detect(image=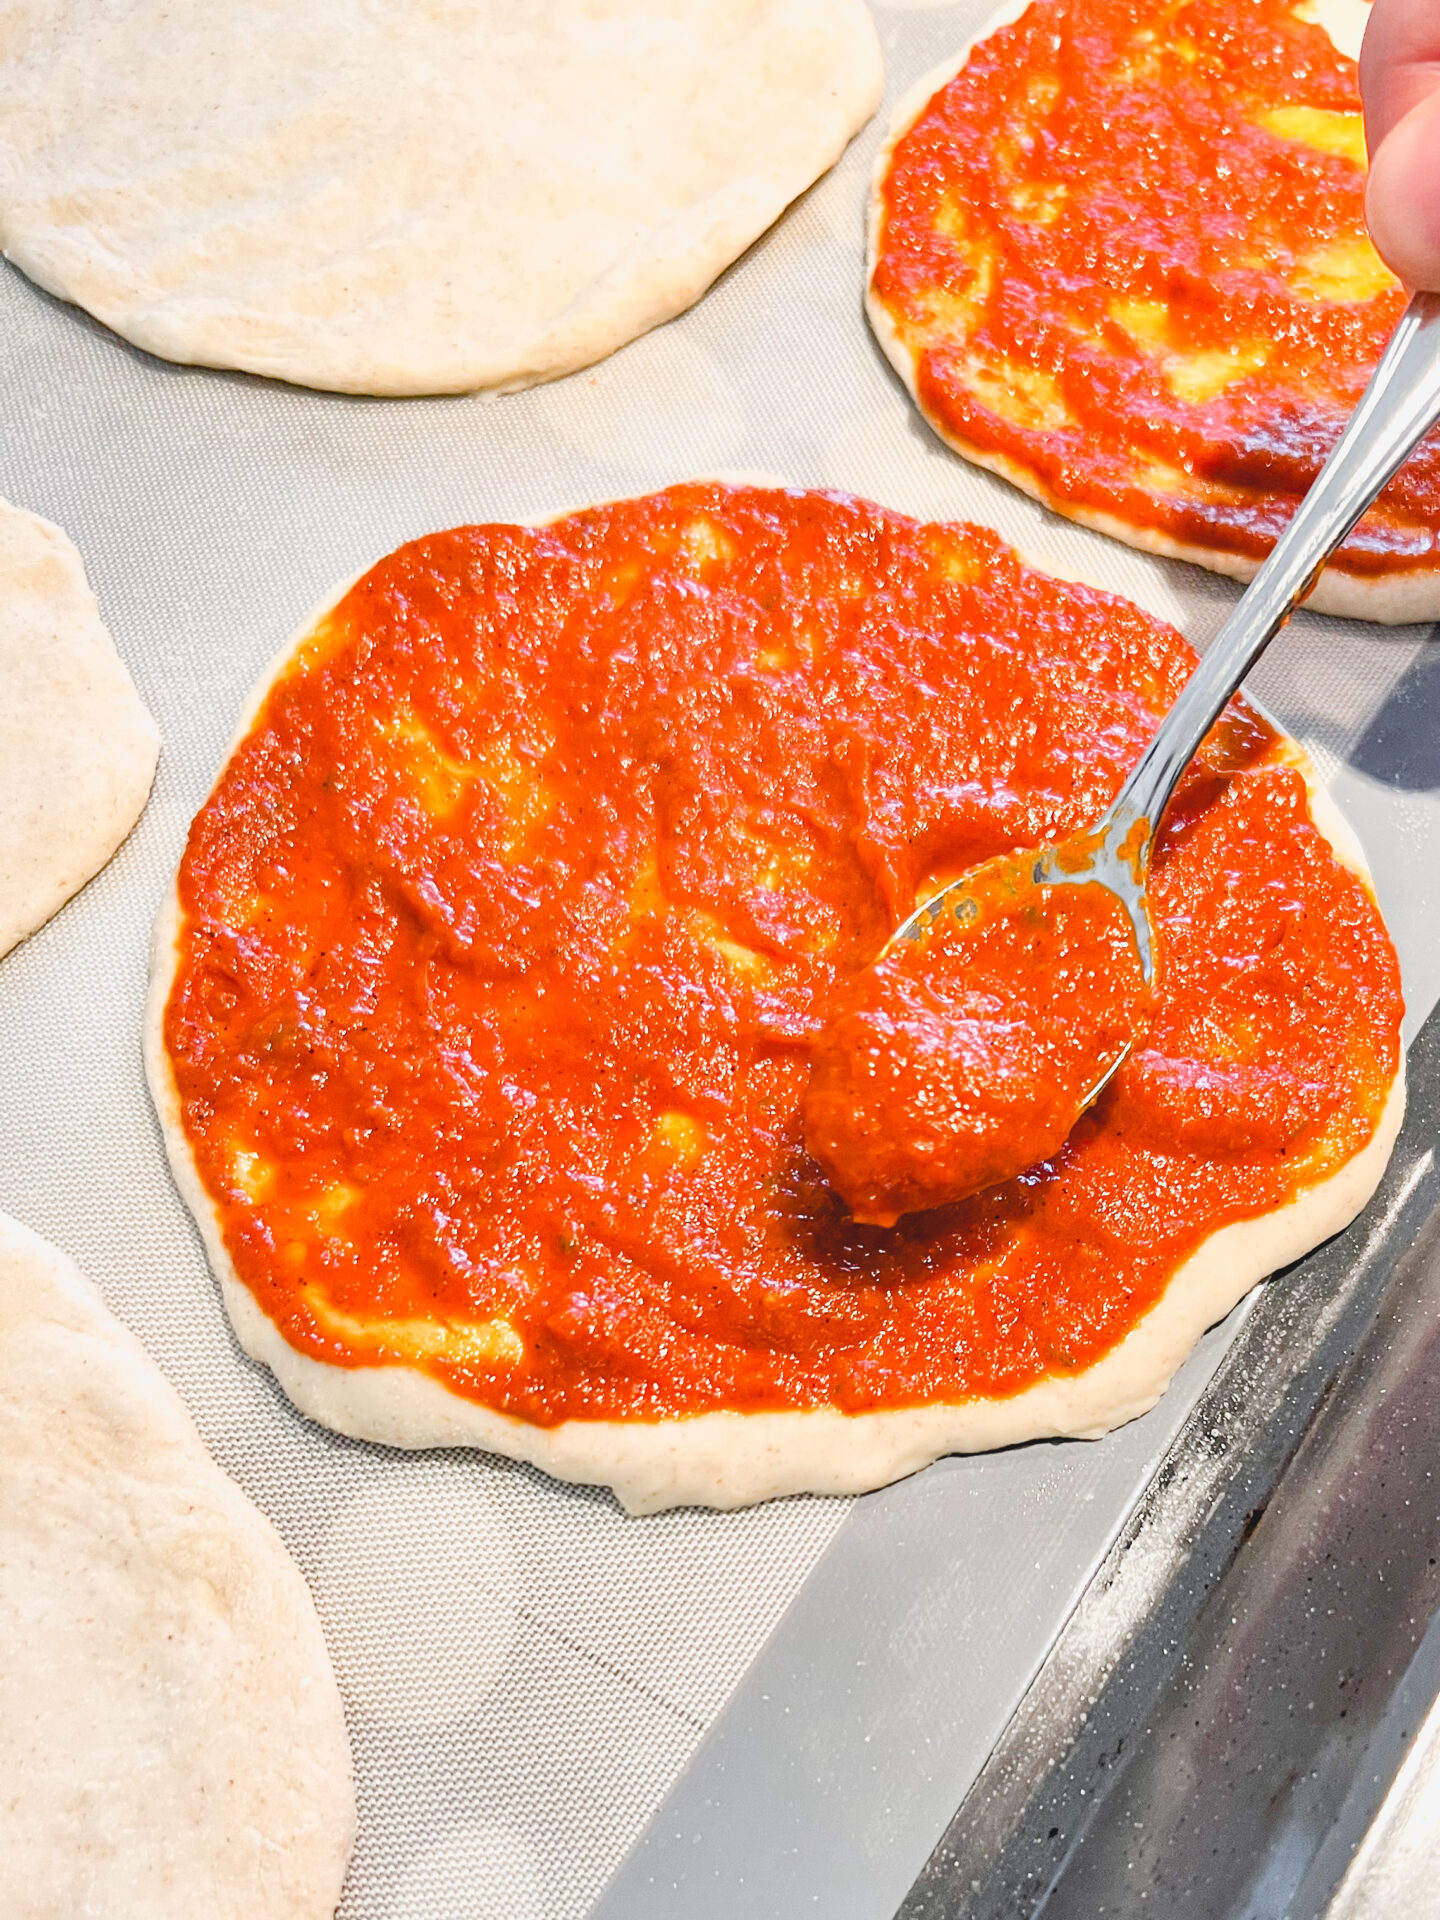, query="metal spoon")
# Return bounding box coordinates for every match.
[889,289,1440,1111]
